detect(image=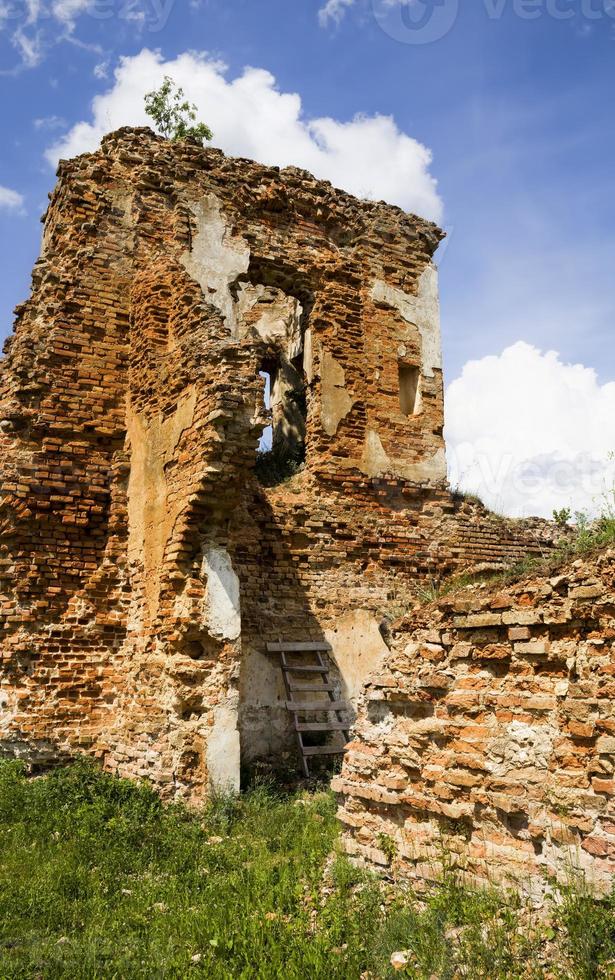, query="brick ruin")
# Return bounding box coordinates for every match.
[0,124,587,864]
[335,549,615,902]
